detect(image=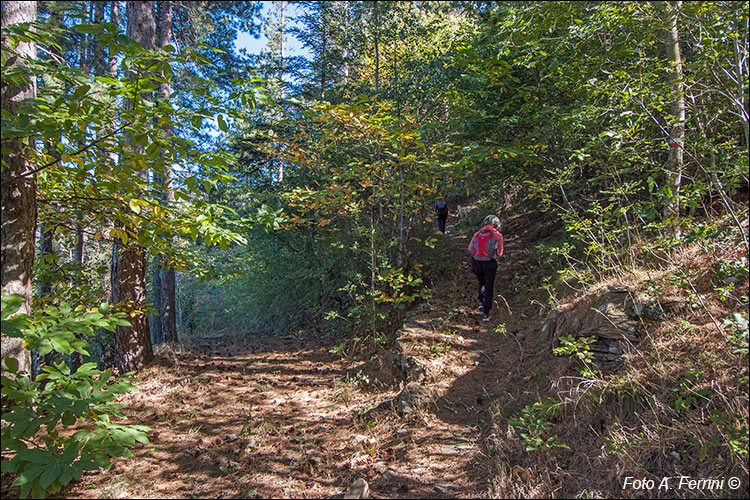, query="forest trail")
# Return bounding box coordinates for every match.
[64,210,559,499]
